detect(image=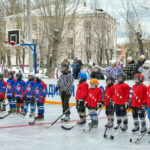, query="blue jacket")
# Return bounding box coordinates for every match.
[14,80,26,98]
[6,78,16,98]
[25,80,36,99]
